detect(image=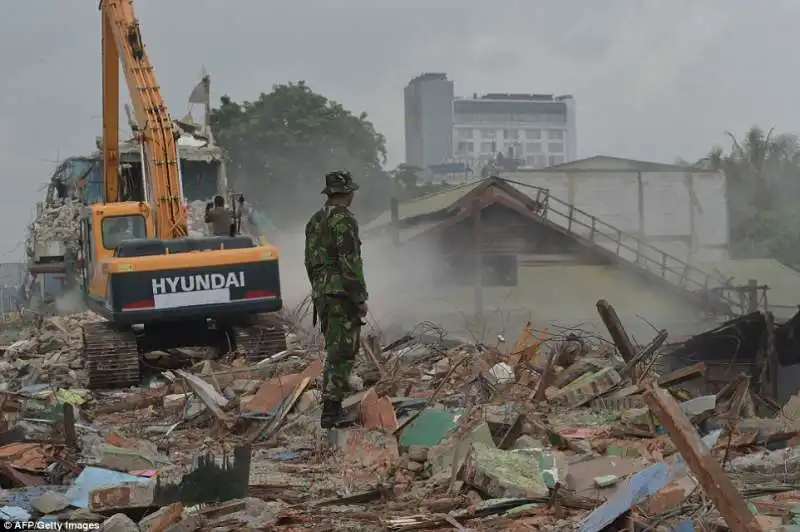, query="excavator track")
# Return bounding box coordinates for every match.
[232,320,287,362]
[83,322,141,389]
